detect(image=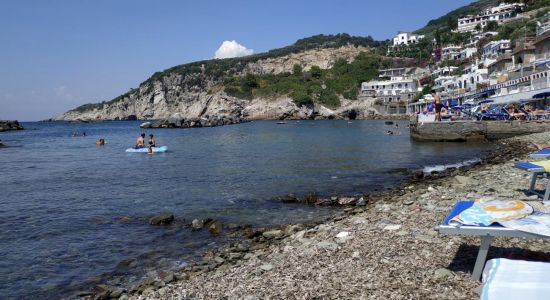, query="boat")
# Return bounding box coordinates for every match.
[125,146,168,153]
[384,121,394,125]
[276,122,288,125]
